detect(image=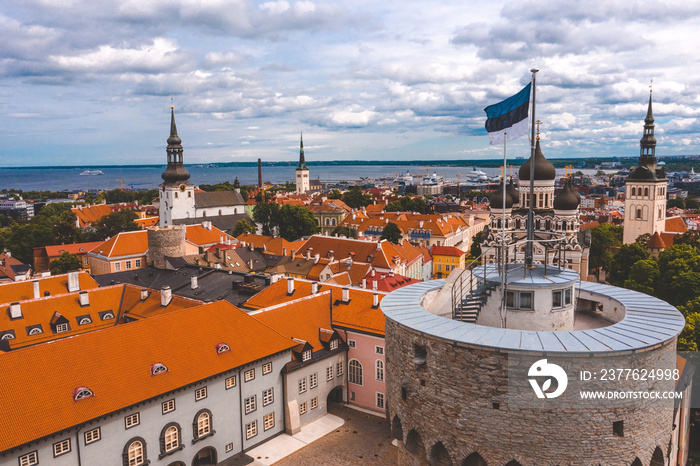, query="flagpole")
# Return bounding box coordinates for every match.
[501,131,508,328]
[526,68,538,268]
